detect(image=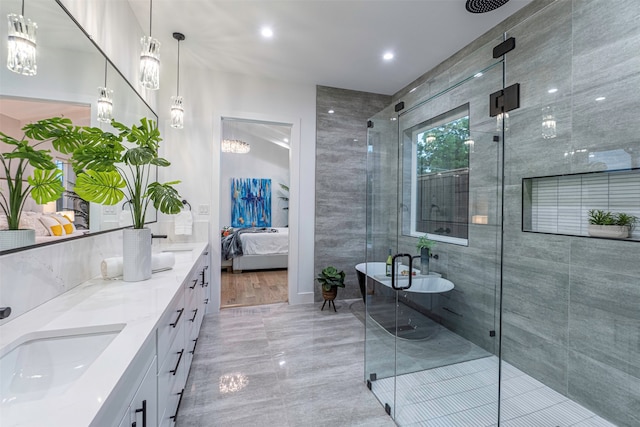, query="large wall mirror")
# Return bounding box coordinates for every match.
[0,0,158,254]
